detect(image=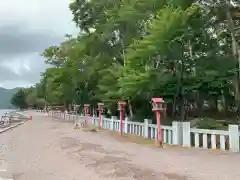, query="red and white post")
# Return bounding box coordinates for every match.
[97,103,104,129]
[151,97,165,147]
[84,104,90,126]
[118,101,126,136]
